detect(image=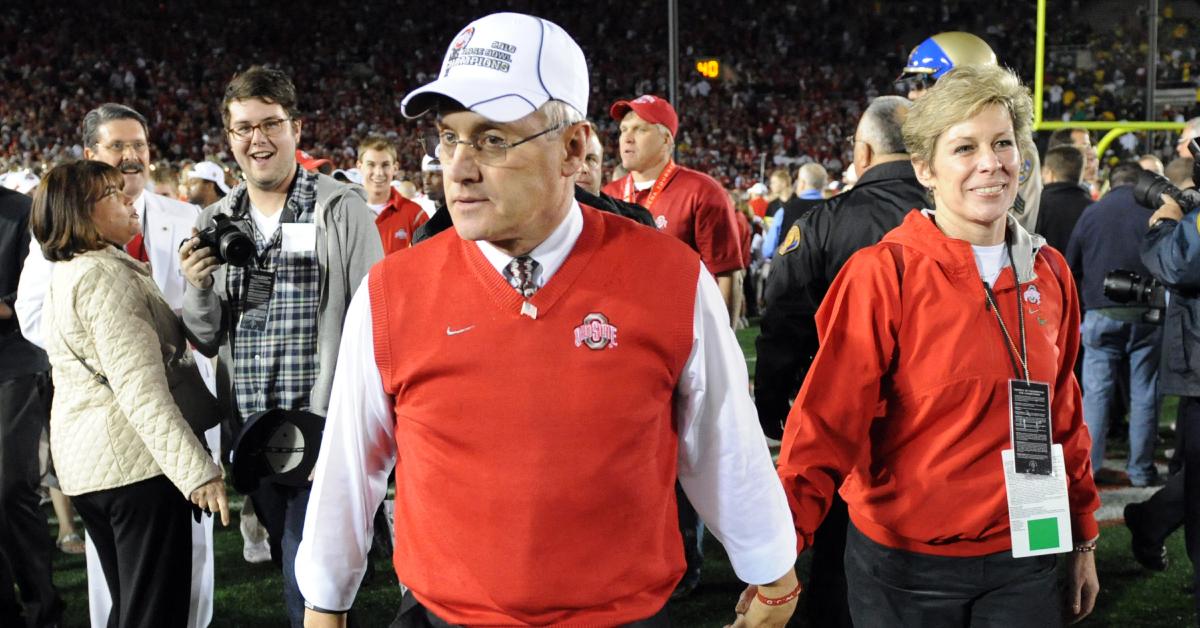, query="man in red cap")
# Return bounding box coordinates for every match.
[603,95,743,314]
[603,94,744,598]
